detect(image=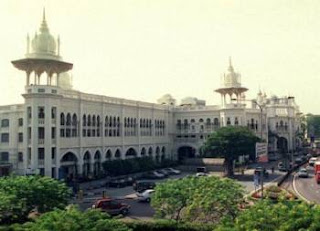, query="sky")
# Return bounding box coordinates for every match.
[0,0,319,113]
